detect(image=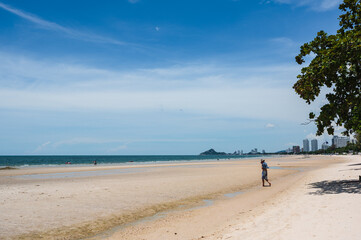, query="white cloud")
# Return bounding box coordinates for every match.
[272,0,342,11]
[0,1,126,45]
[318,0,342,10]
[33,141,51,153]
[0,87,308,121]
[270,37,296,47]
[265,123,275,128]
[304,122,358,147]
[0,51,312,122]
[329,124,355,139]
[51,137,217,152]
[155,26,160,31]
[306,133,329,144]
